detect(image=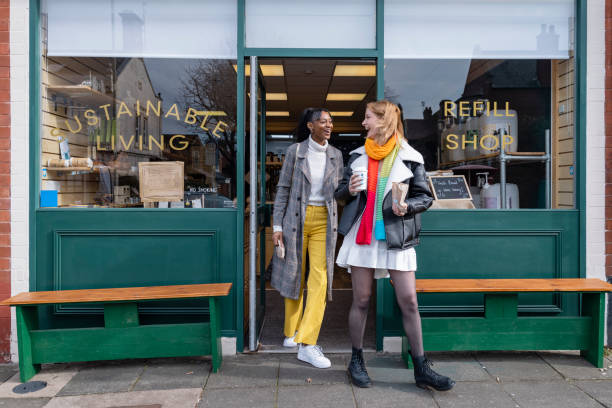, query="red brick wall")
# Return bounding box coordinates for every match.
[0,2,9,362]
[607,0,612,280]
